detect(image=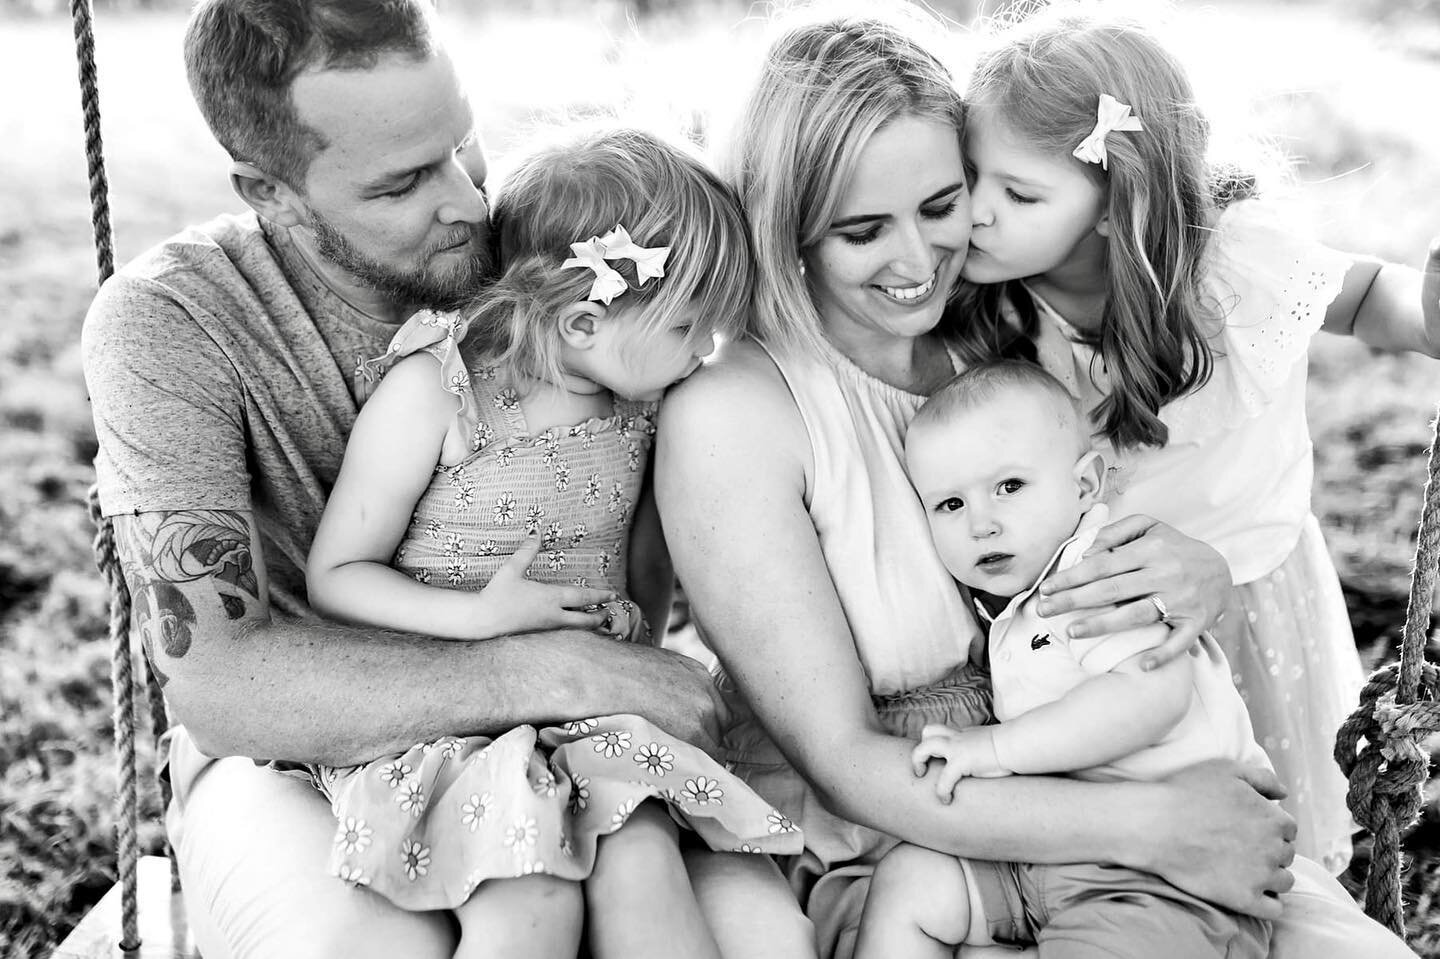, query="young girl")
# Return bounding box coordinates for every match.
[951,4,1439,873]
[305,127,805,959]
